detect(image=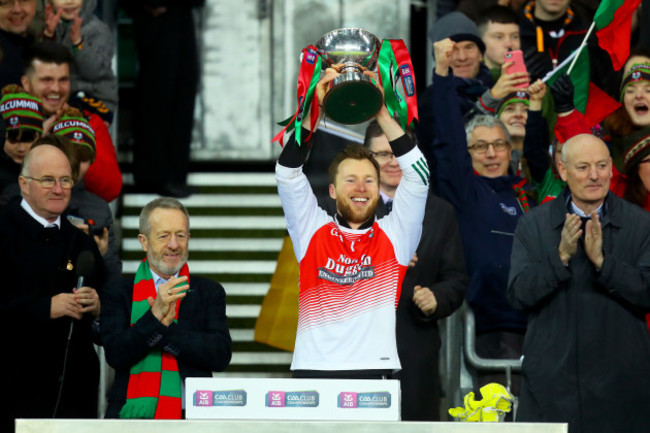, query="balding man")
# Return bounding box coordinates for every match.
[507,134,650,433]
[0,144,104,430]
